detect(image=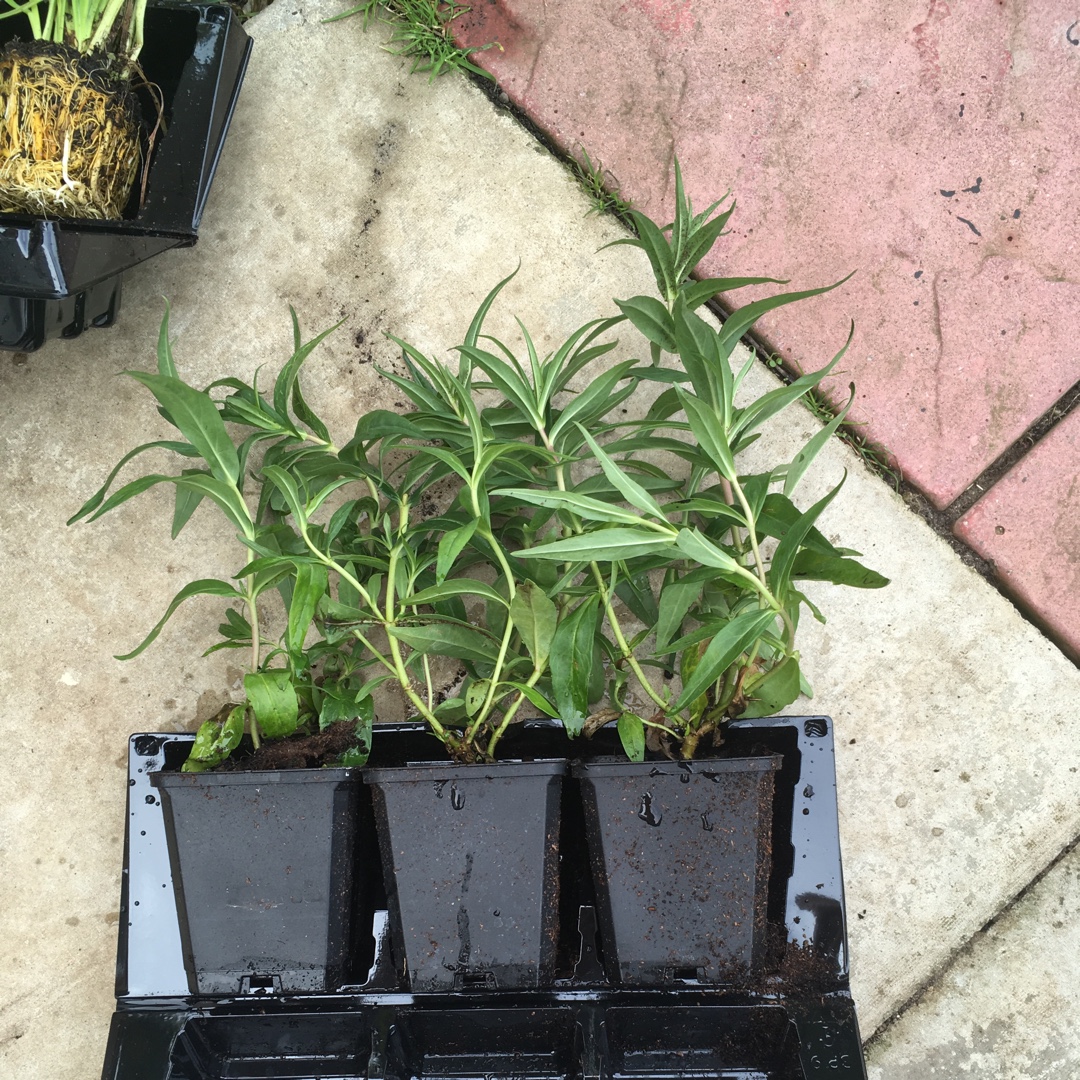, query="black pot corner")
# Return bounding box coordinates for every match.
[0,1,252,352]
